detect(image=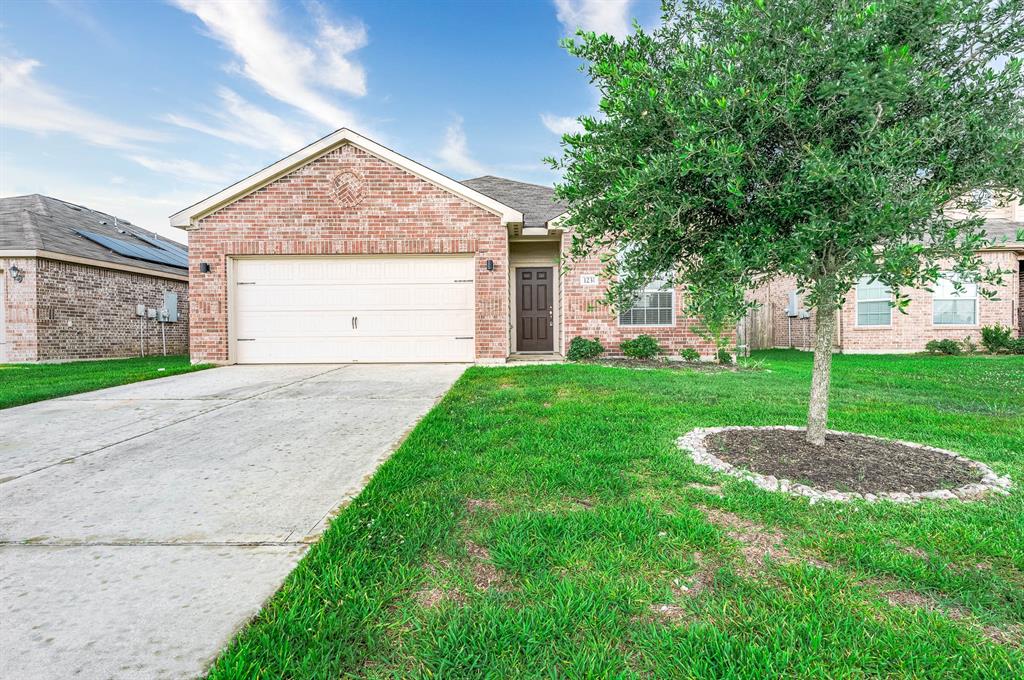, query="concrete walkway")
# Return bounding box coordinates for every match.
[0,363,465,679]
